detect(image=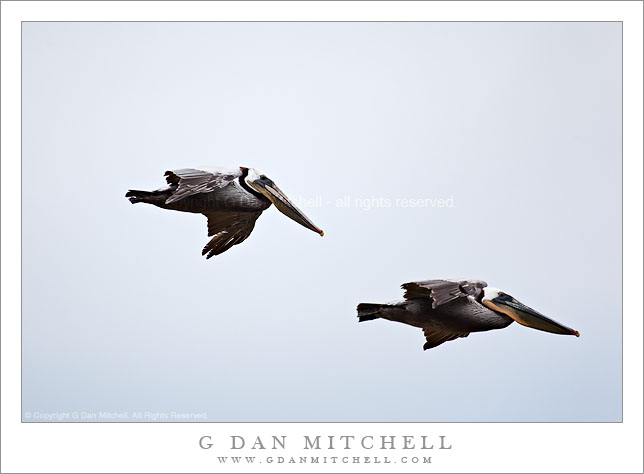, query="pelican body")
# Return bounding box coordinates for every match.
[357,279,580,350]
[126,167,323,258]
